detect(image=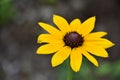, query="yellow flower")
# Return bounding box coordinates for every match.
[36,15,114,72]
